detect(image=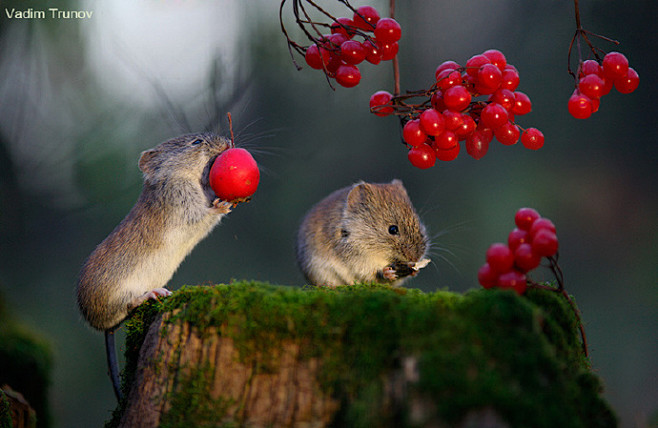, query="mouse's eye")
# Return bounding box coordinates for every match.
[191,139,204,145]
[388,225,399,235]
